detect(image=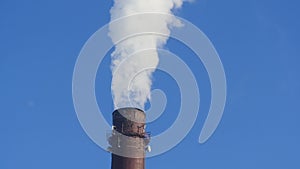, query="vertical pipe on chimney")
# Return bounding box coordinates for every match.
[108,108,150,169]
